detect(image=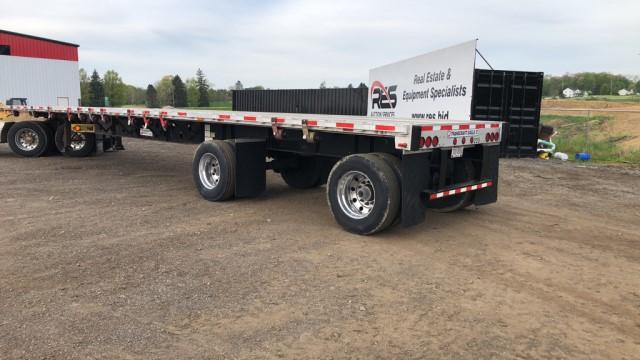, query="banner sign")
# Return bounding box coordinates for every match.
[368,40,477,121]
